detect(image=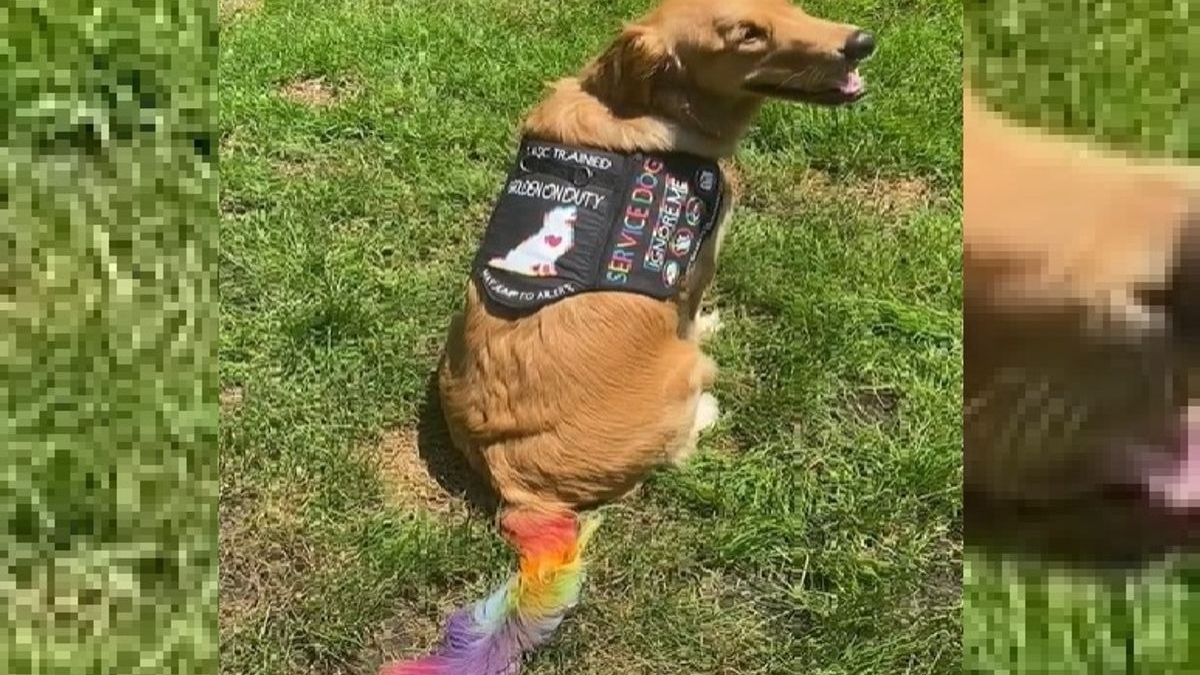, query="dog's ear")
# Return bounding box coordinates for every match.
[582,23,677,114]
